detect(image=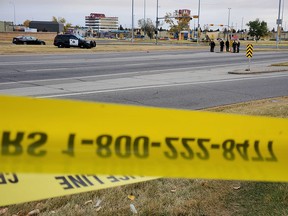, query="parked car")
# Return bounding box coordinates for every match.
[12,36,46,45]
[53,34,96,49]
[190,37,198,42]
